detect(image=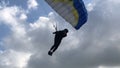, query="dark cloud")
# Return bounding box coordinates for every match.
[26,0,120,68]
